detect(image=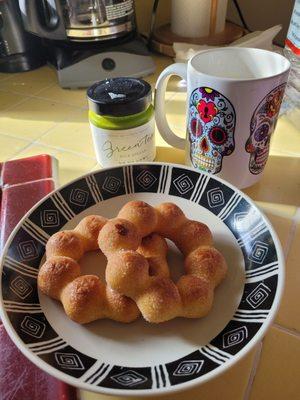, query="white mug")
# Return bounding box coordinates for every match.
[155,48,290,188]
